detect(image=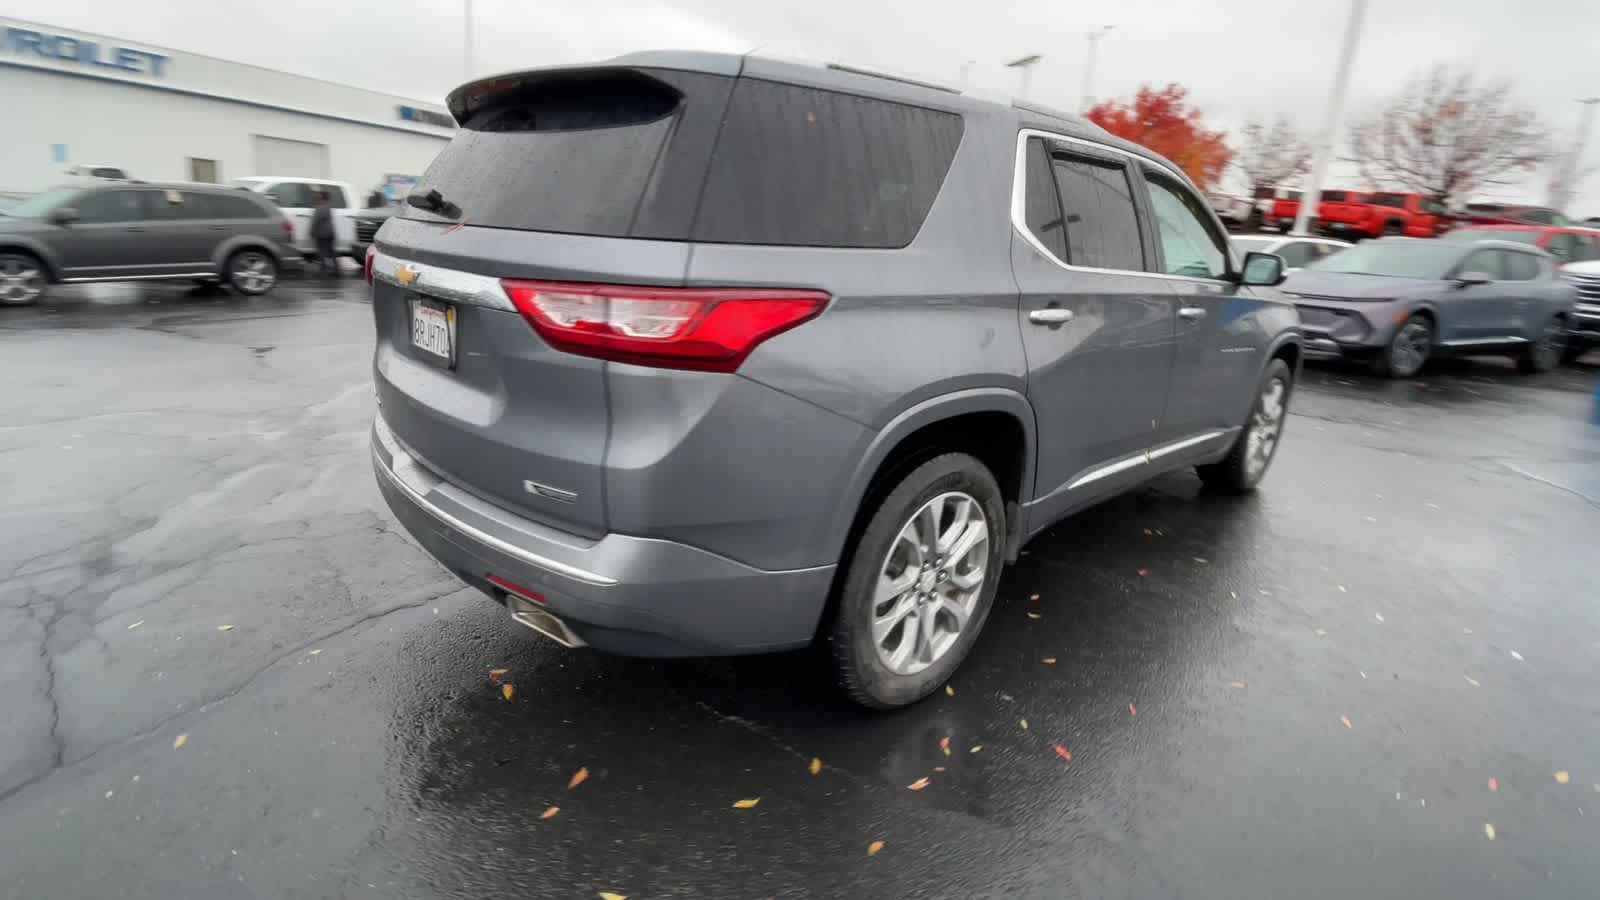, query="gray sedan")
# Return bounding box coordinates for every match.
[1280,238,1576,377]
